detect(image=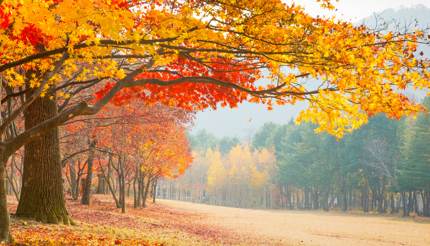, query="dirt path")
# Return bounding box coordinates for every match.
[159,199,430,246]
